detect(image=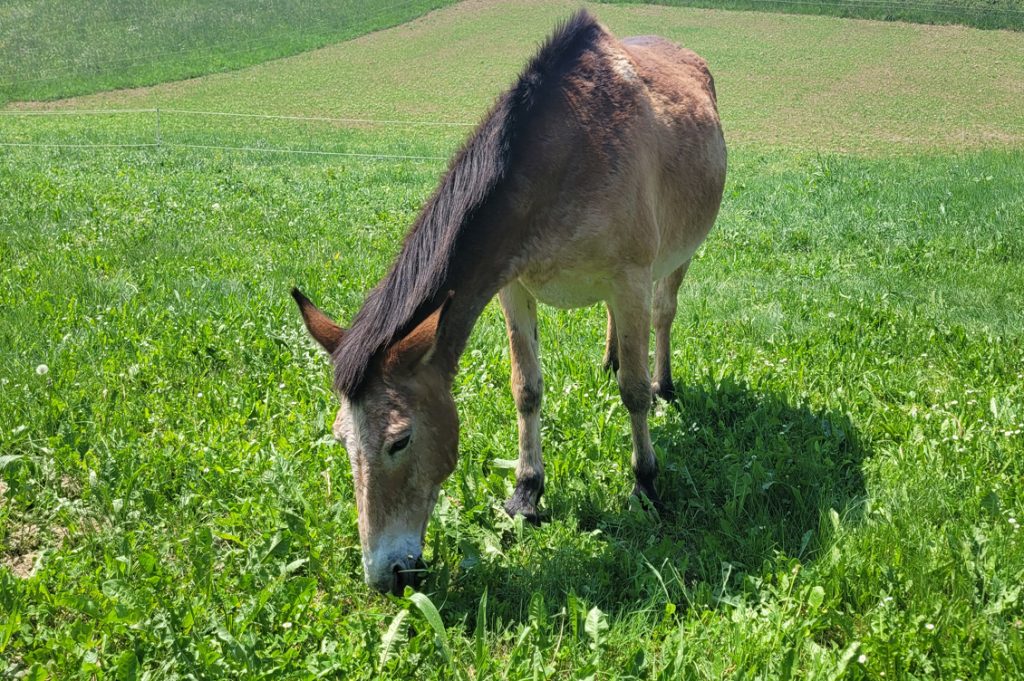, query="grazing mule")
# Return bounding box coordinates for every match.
[293,10,726,594]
